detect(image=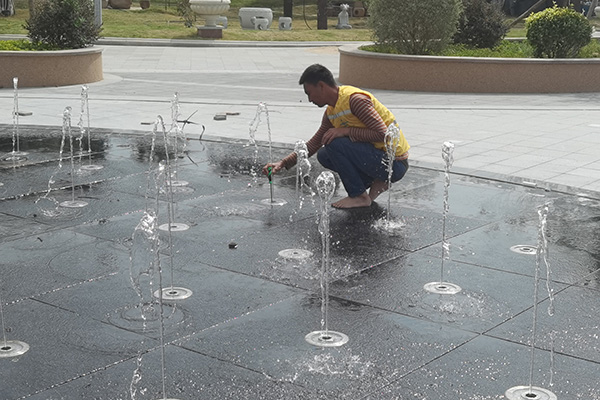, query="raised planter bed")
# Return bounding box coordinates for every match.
[0,47,103,88]
[339,43,600,93]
